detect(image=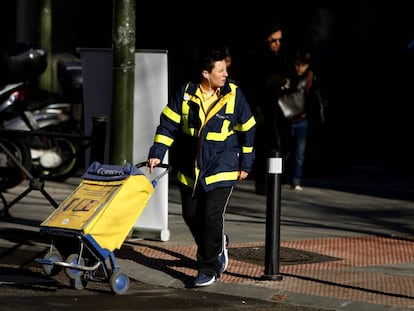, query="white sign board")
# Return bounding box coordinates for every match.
[79,49,170,241]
